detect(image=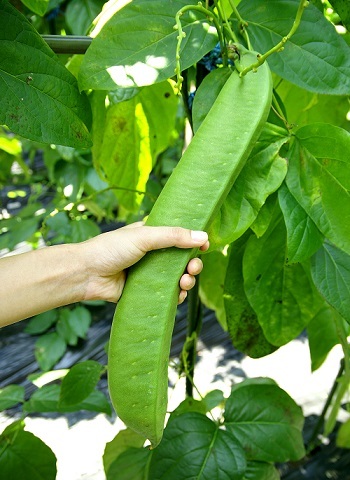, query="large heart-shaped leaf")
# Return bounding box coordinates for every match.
[149,412,246,480]
[243,208,319,345]
[224,381,305,463]
[311,241,350,325]
[238,0,350,95]
[79,0,218,90]
[286,123,350,255]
